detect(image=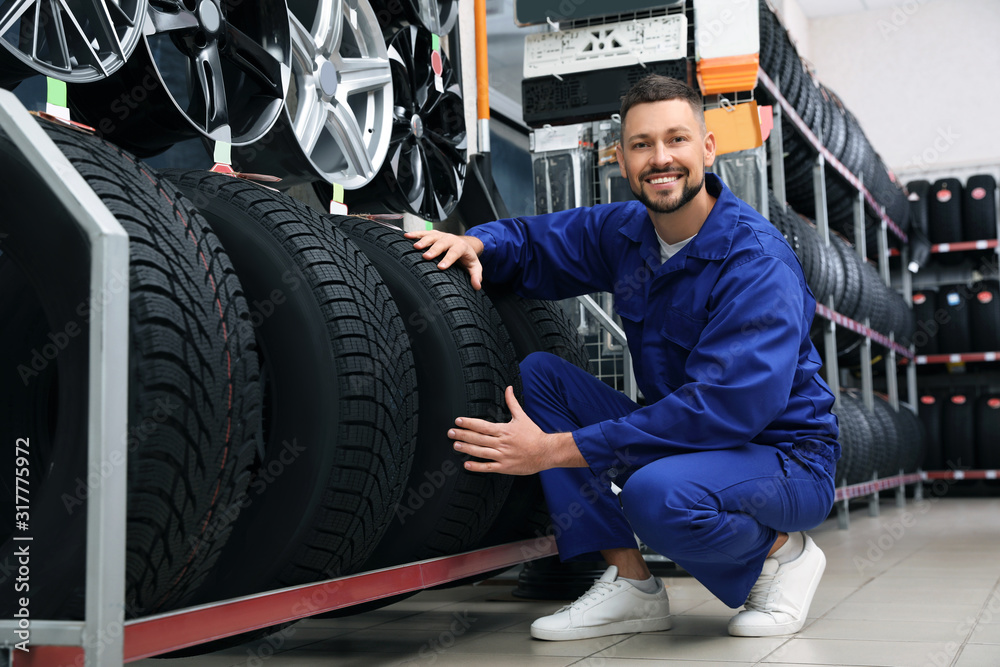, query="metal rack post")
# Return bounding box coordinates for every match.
[0,91,131,667]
